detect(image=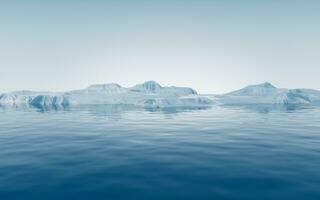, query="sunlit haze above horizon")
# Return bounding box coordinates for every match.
[1,0,319,94]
